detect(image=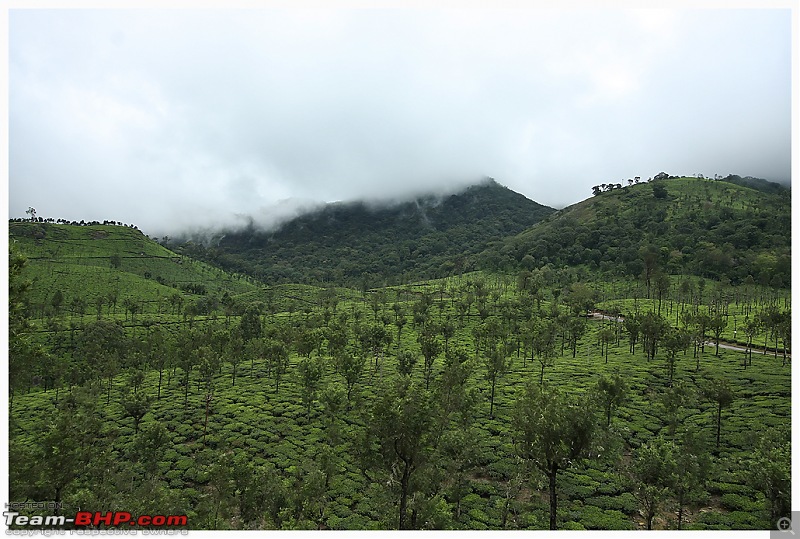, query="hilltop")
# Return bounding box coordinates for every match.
[479,176,790,287]
[173,178,555,286]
